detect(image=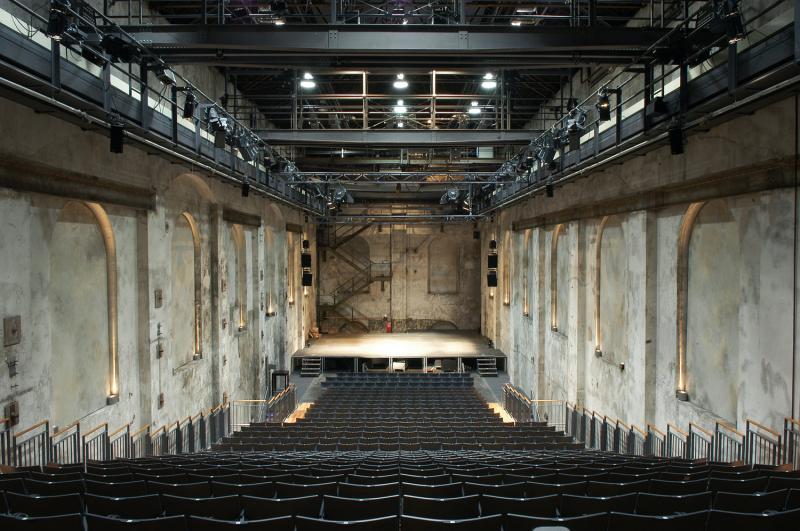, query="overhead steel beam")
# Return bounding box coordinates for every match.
[277,171,504,184]
[115,24,670,66]
[258,129,539,146]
